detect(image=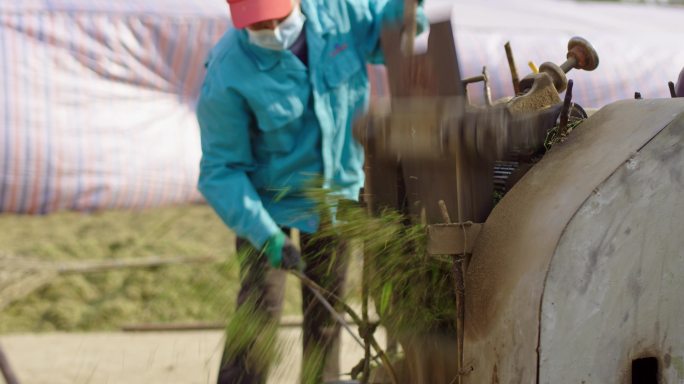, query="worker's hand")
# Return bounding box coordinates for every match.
[263,232,304,271]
